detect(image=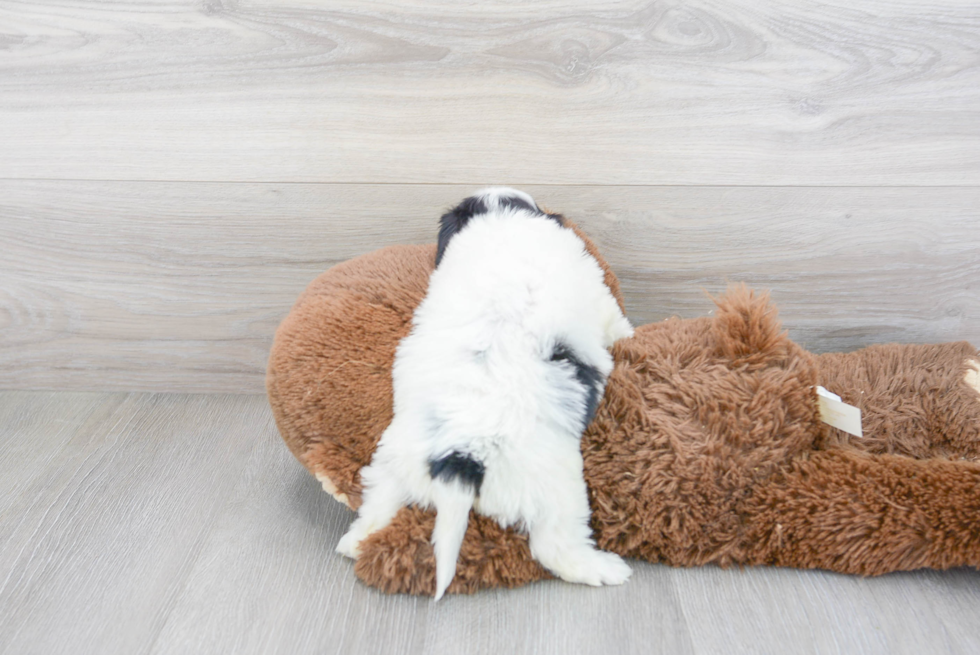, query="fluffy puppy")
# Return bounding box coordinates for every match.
[336,188,634,599]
